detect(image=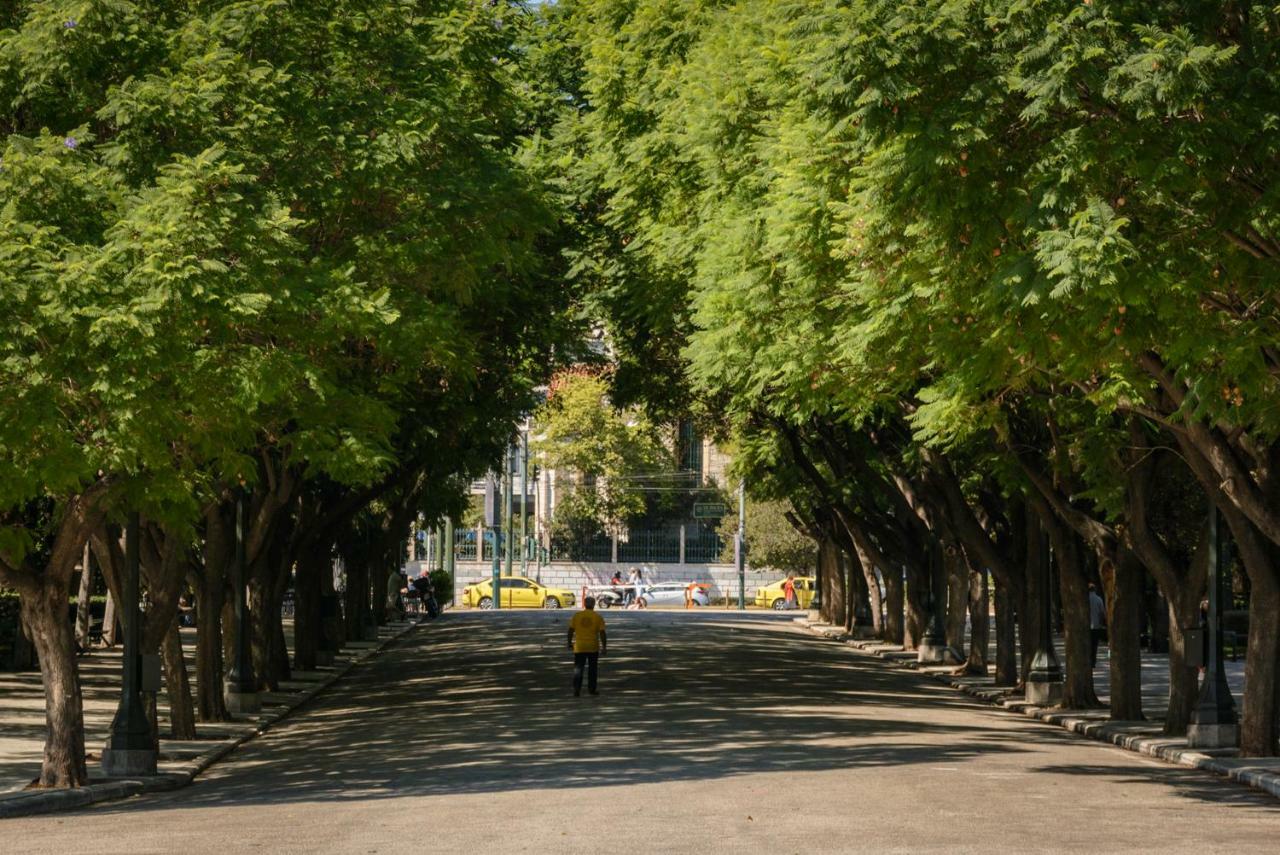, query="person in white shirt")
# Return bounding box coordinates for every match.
[1088,583,1107,667]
